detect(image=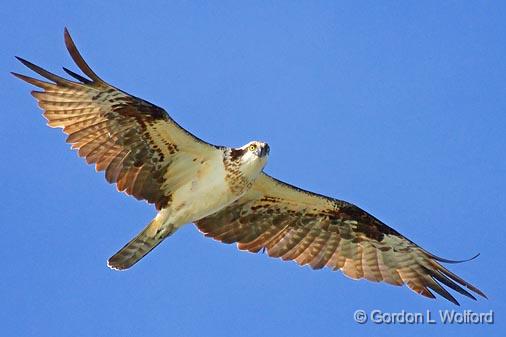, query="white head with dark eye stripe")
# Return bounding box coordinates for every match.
[244,141,270,159]
[228,141,270,178]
